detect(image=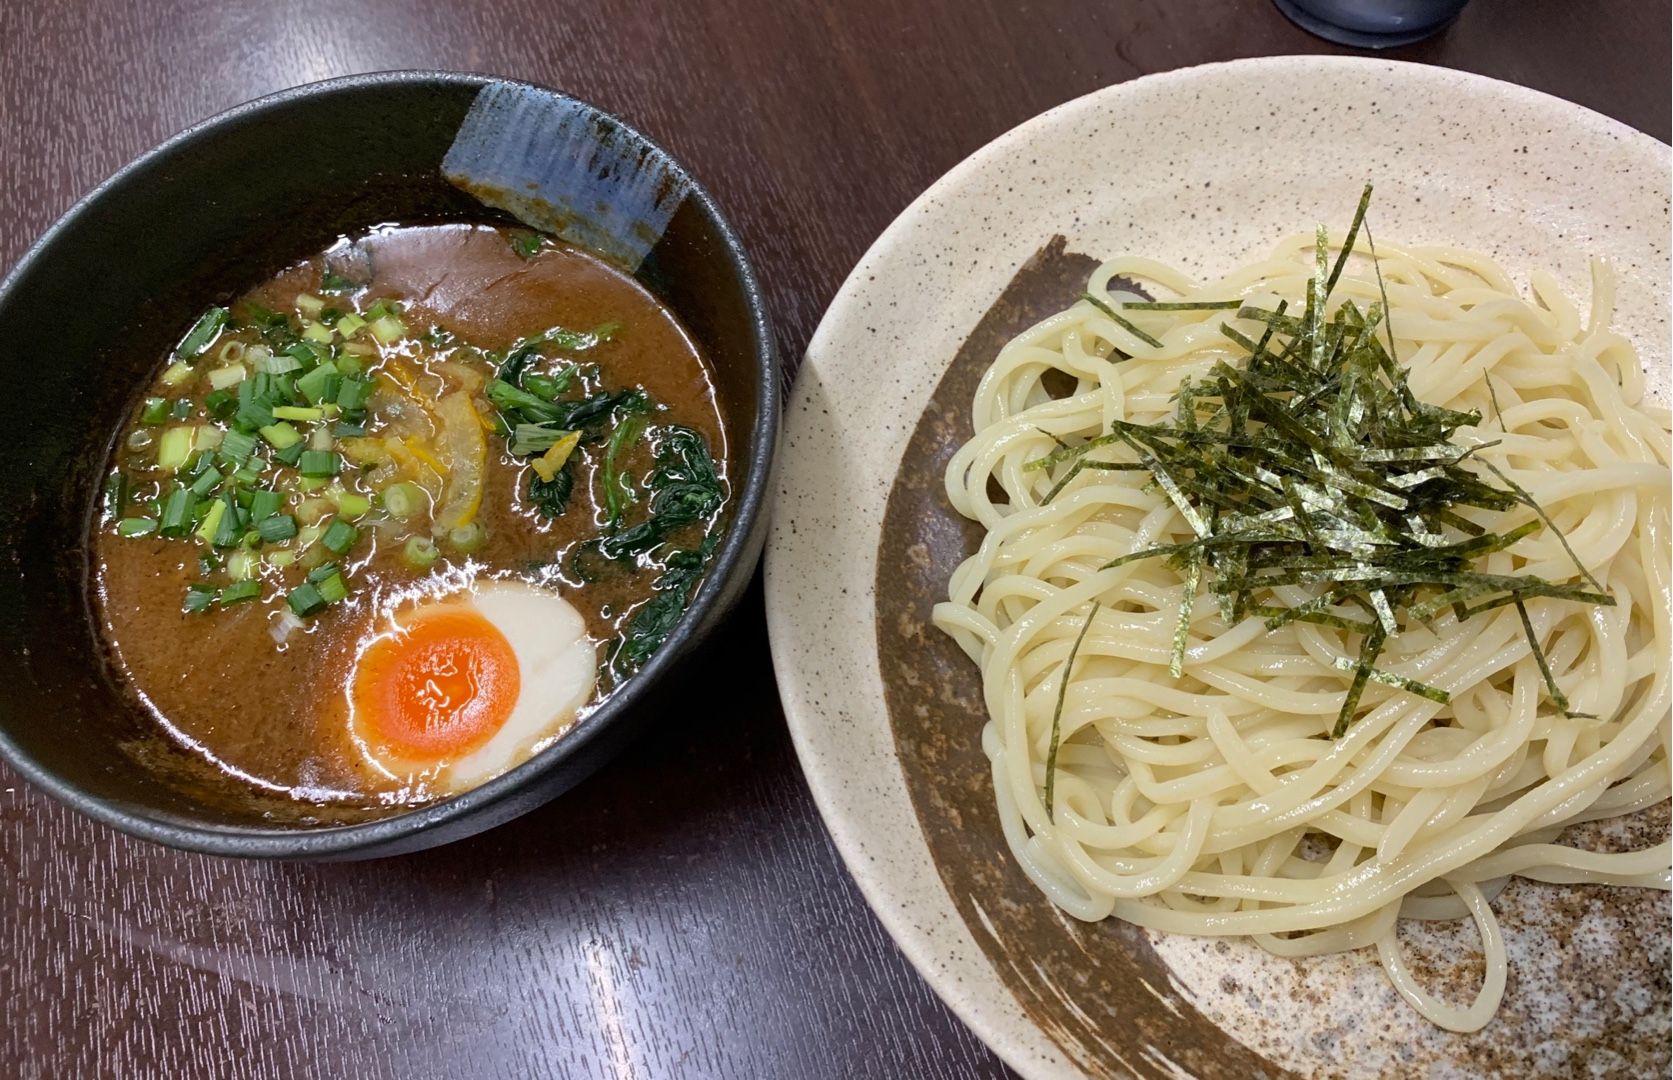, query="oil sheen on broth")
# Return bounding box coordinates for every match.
[96,224,729,809]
